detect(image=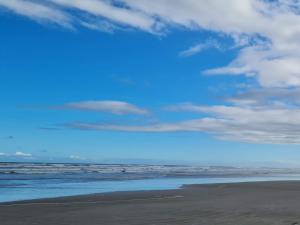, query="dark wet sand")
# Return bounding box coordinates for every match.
[2,181,300,225]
